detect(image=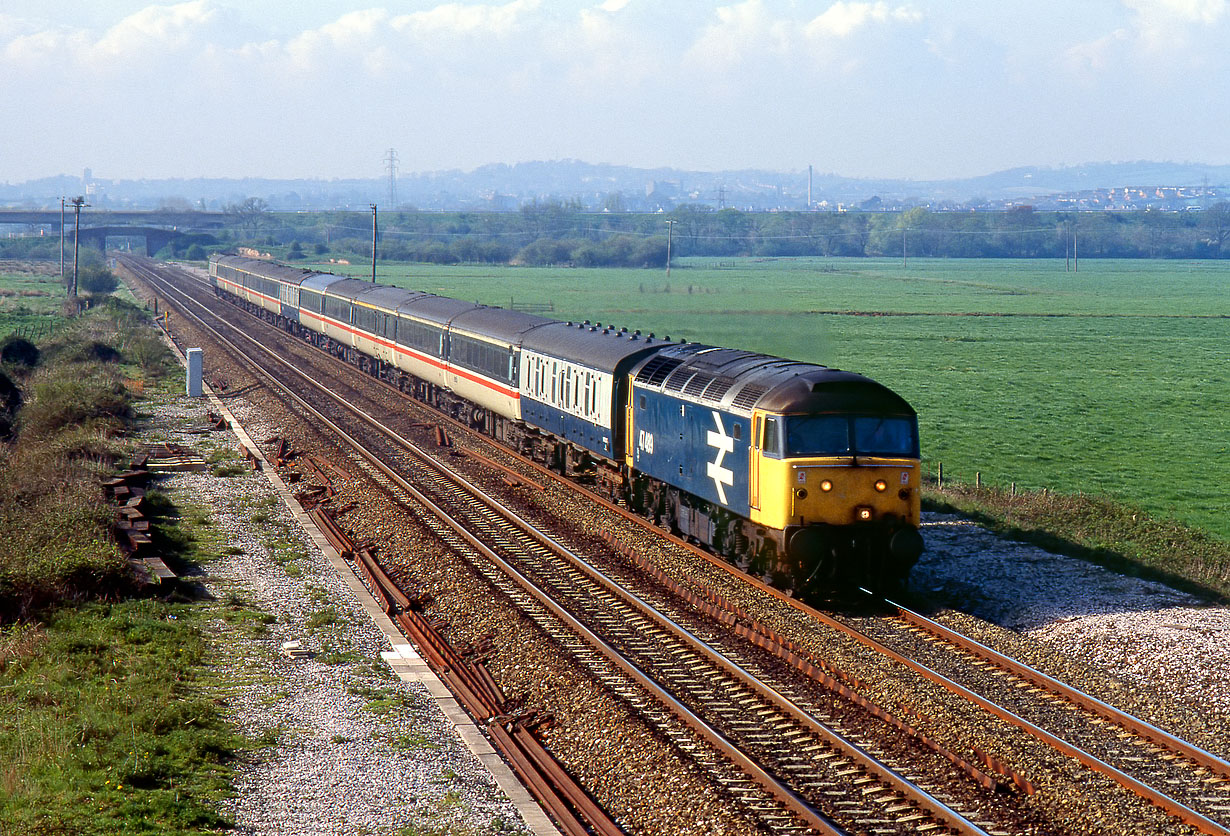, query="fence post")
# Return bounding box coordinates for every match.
[975,472,981,489]
[936,462,943,488]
